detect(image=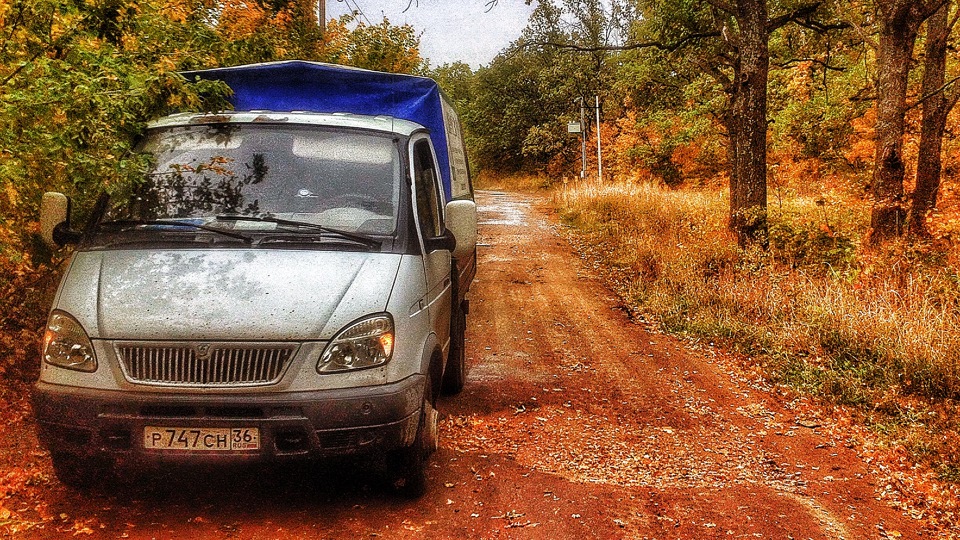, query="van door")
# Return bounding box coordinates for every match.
[410,136,452,355]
